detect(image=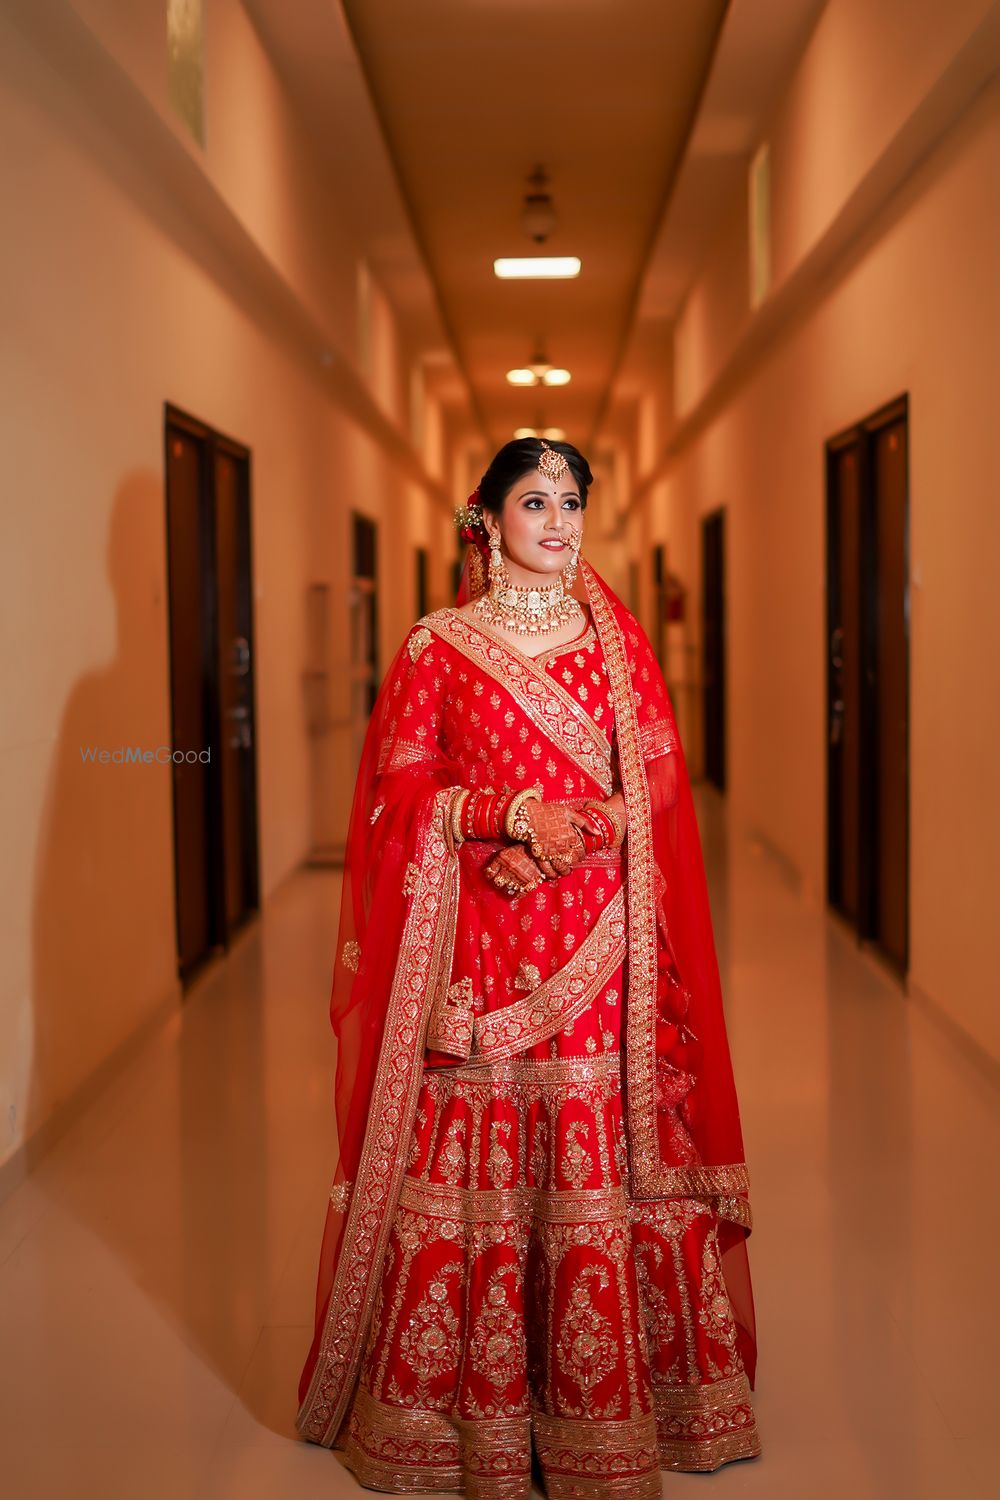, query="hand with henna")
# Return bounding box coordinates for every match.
[484,842,547,895]
[519,800,601,881]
